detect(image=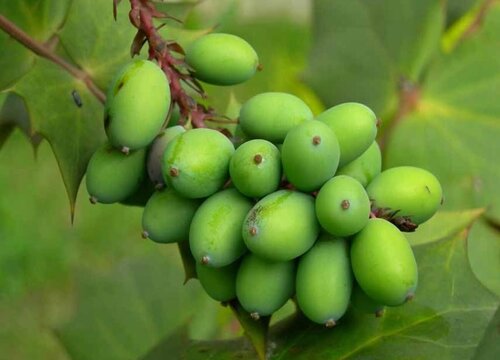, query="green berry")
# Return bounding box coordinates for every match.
[367,166,443,225]
[229,139,281,198]
[186,33,259,86]
[104,60,170,151]
[281,120,340,191]
[351,218,418,306]
[336,141,381,187]
[142,189,201,243]
[147,125,185,188]
[239,92,313,143]
[196,261,238,302]
[162,128,235,199]
[296,235,352,326]
[190,189,253,267]
[315,175,371,237]
[86,144,145,204]
[316,102,377,166]
[236,253,295,318]
[242,190,319,262]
